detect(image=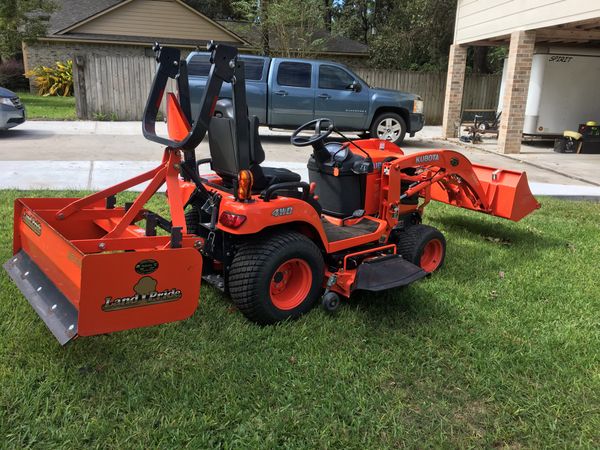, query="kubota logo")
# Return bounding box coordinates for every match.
[415,154,440,164]
[102,276,182,312]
